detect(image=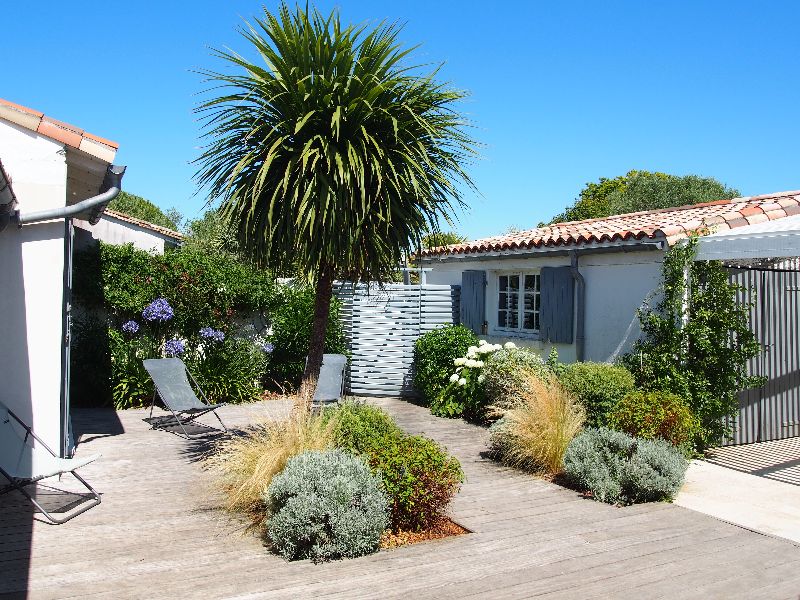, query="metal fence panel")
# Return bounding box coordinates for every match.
[725,267,800,445]
[334,283,460,397]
